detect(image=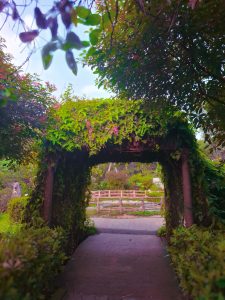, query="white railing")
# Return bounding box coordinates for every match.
[89,190,163,213]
